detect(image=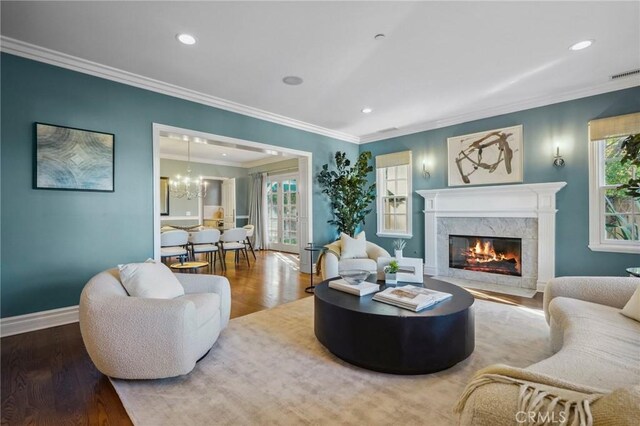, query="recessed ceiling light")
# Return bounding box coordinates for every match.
[176,33,197,45]
[282,76,303,85]
[222,153,227,156]
[361,107,373,114]
[569,40,593,51]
